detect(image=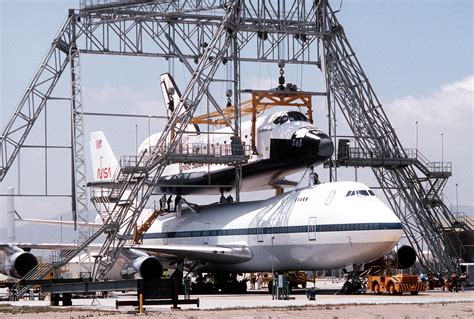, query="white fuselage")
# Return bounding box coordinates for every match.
[137,111,331,195]
[139,181,403,272]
